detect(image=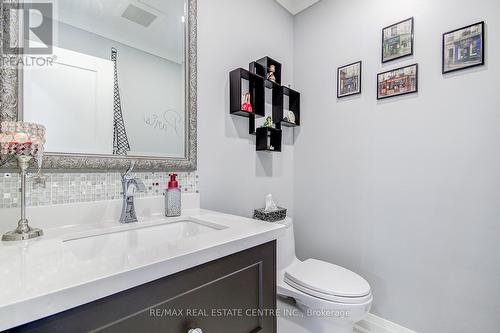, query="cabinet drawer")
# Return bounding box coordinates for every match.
[9,241,276,333]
